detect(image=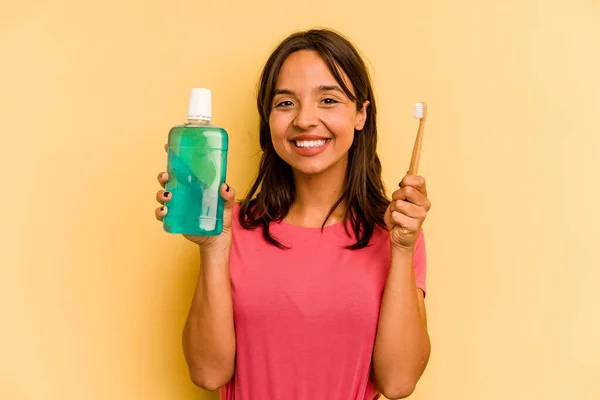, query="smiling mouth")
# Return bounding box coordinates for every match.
[292,139,331,148]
